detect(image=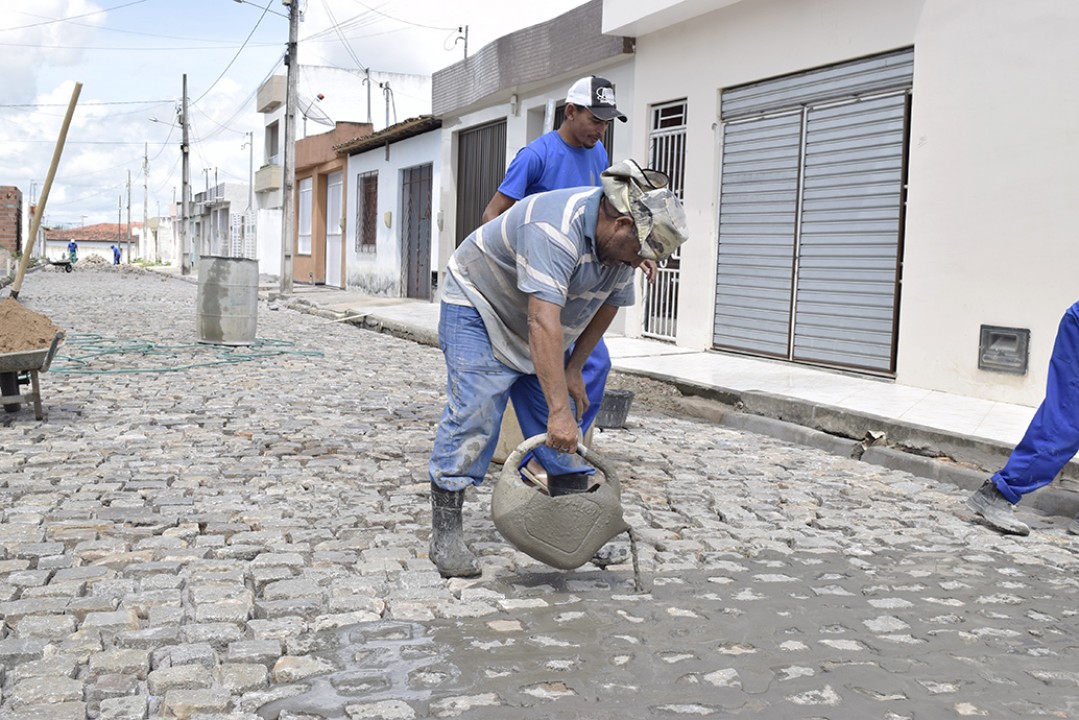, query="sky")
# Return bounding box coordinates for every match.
[0,0,588,229]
